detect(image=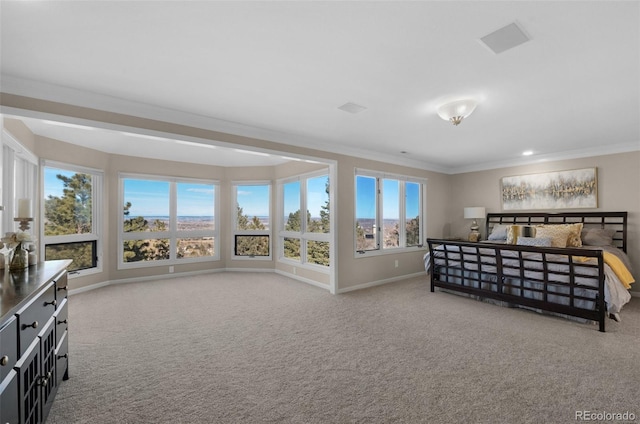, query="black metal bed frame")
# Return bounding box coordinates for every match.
[427,211,628,332]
